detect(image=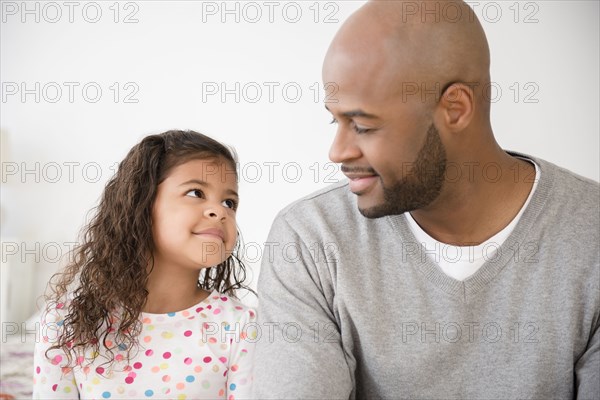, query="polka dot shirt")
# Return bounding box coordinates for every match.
[33,291,257,399]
